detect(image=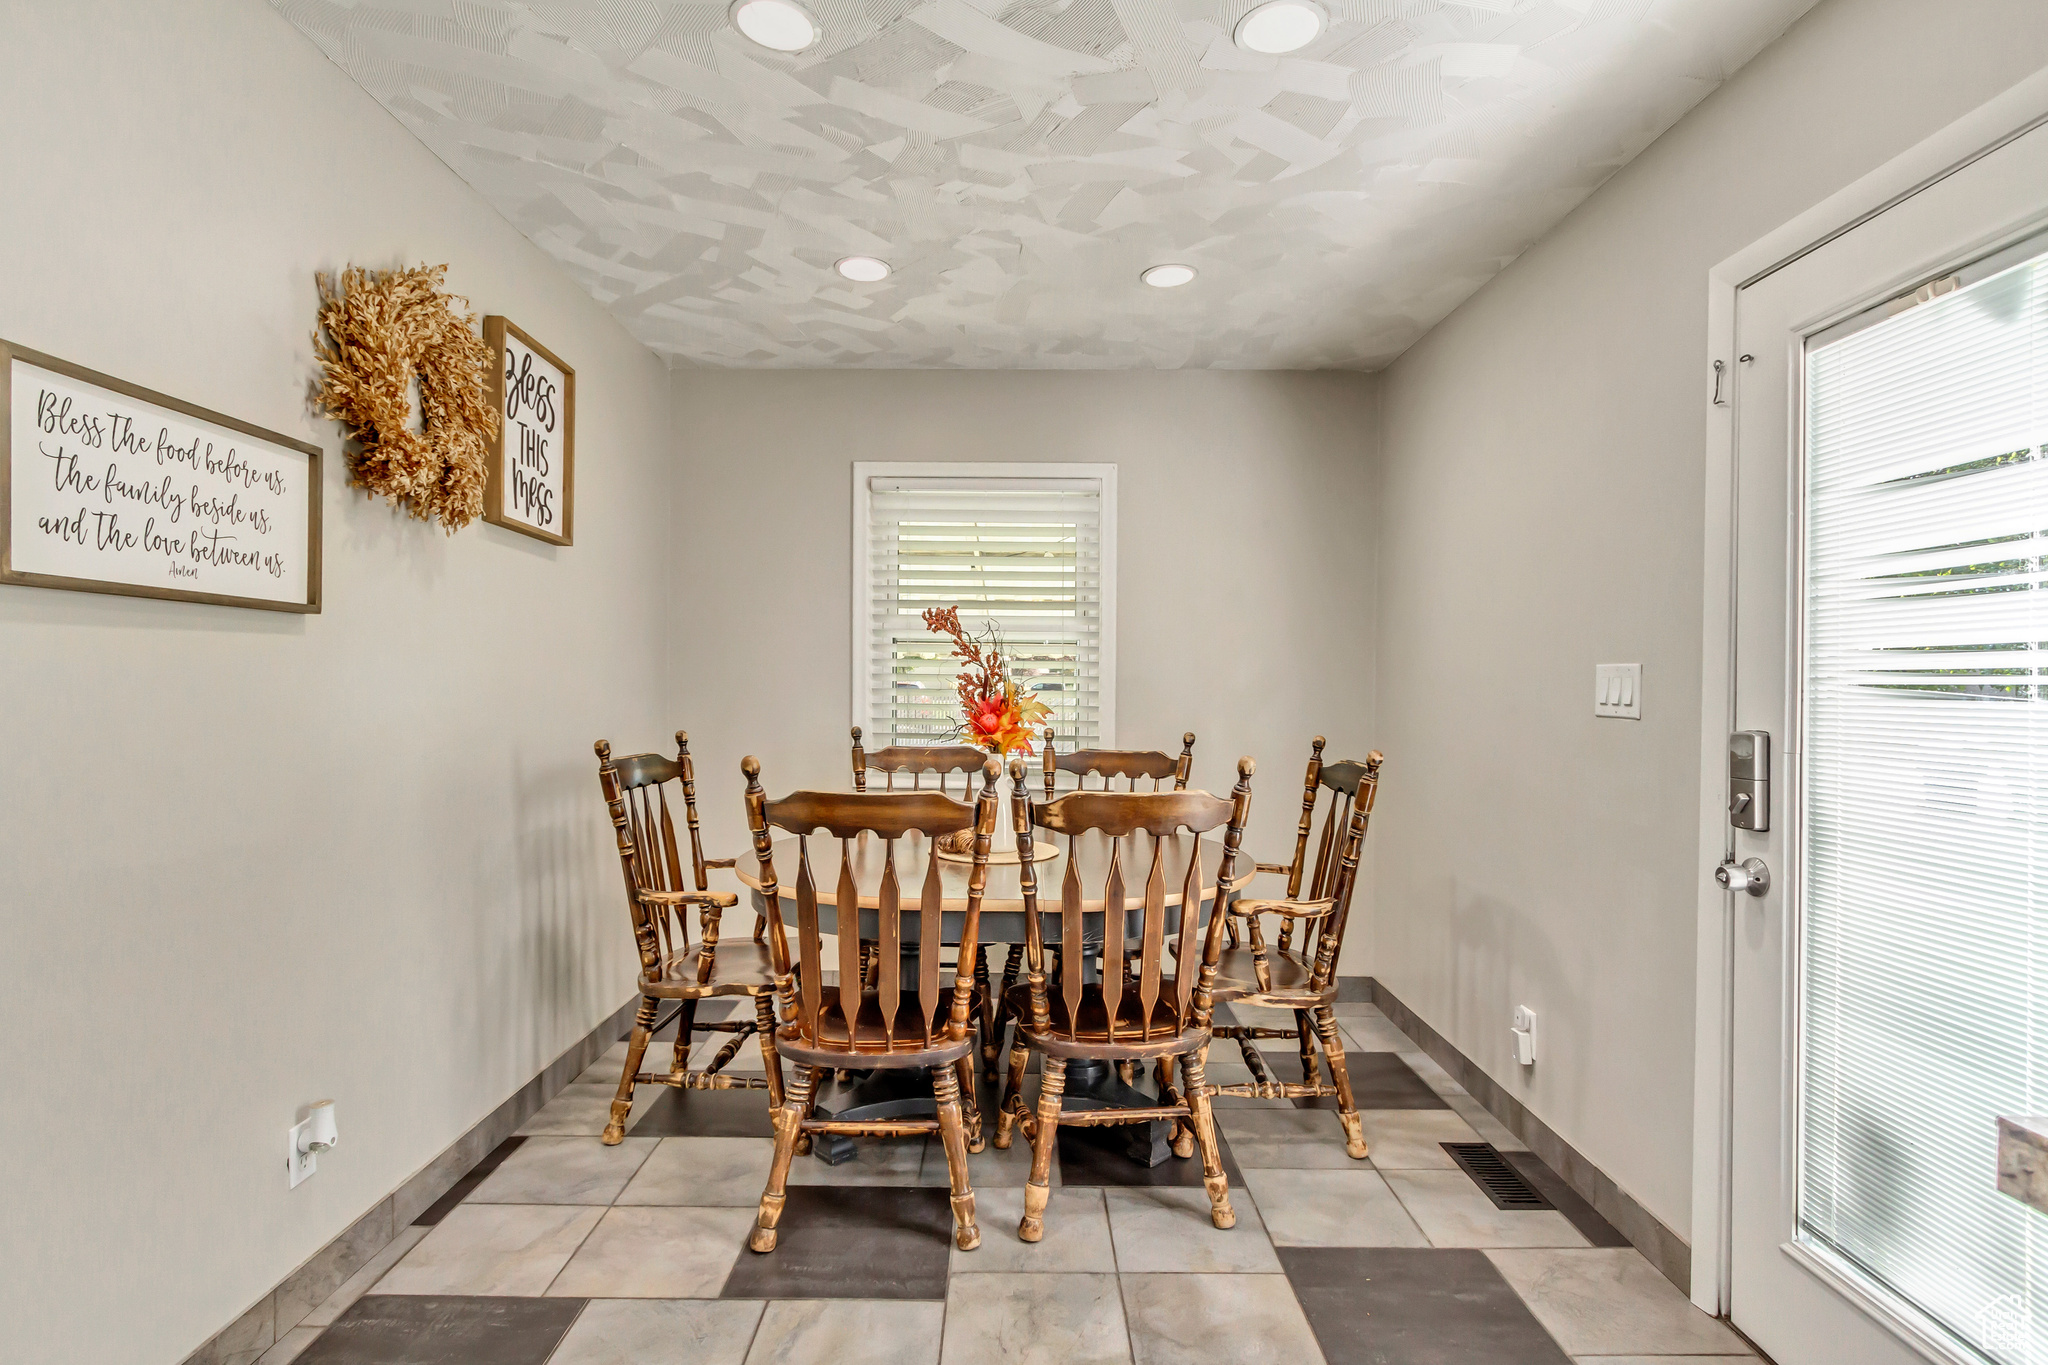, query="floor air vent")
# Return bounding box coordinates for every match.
[1442,1142,1553,1210]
